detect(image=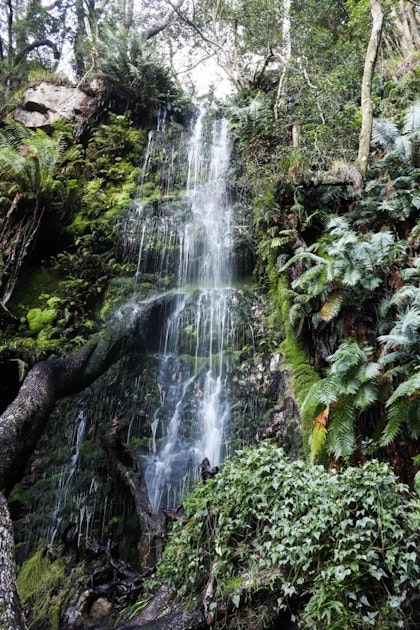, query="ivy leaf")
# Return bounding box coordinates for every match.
[369,566,387,581]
